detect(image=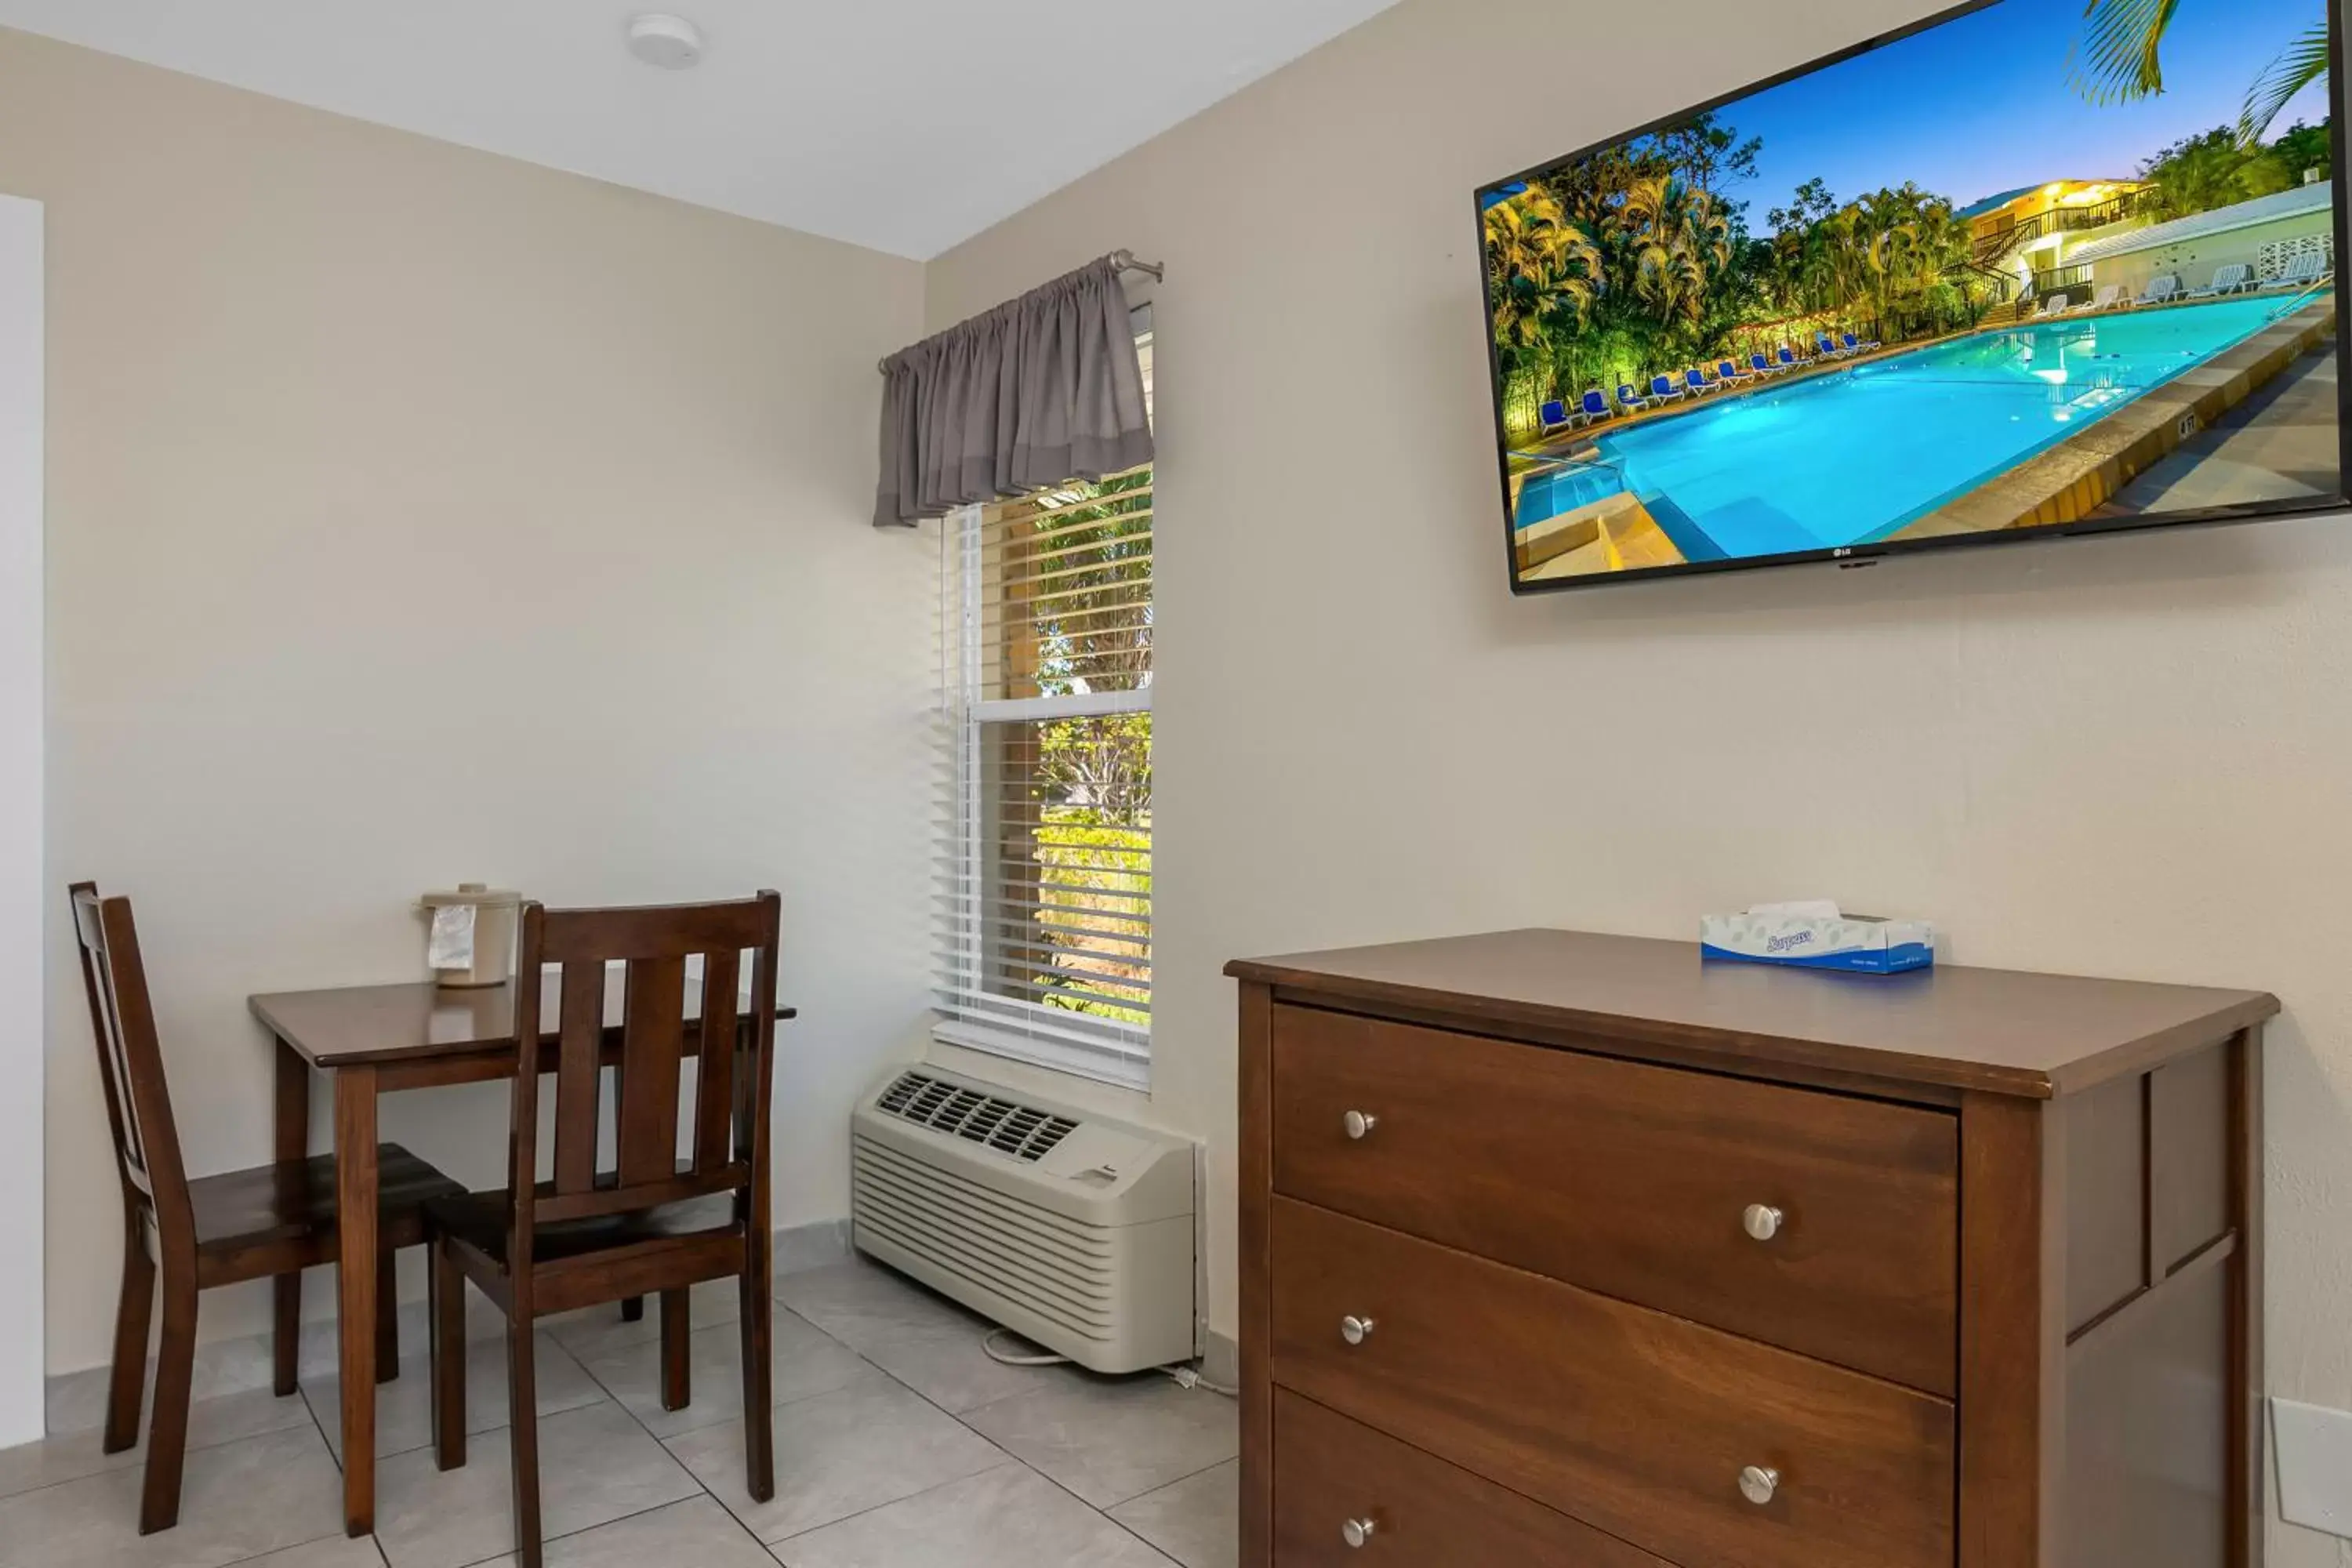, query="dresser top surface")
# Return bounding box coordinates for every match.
[1225,928,2277,1098]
